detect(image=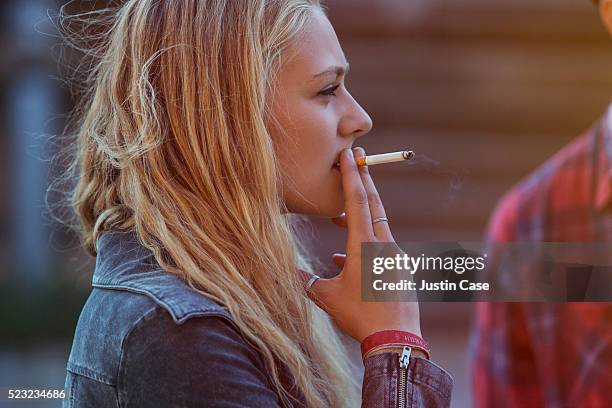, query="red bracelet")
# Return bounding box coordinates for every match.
[361,330,430,359]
